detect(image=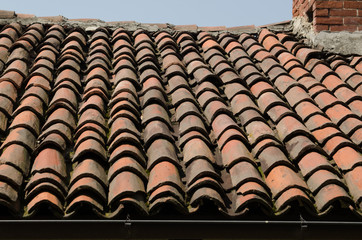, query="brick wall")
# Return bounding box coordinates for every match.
[293,0,362,32]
